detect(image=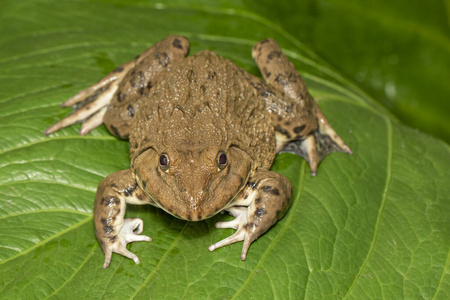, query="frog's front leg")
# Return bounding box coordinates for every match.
[94,169,154,269]
[209,170,292,260]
